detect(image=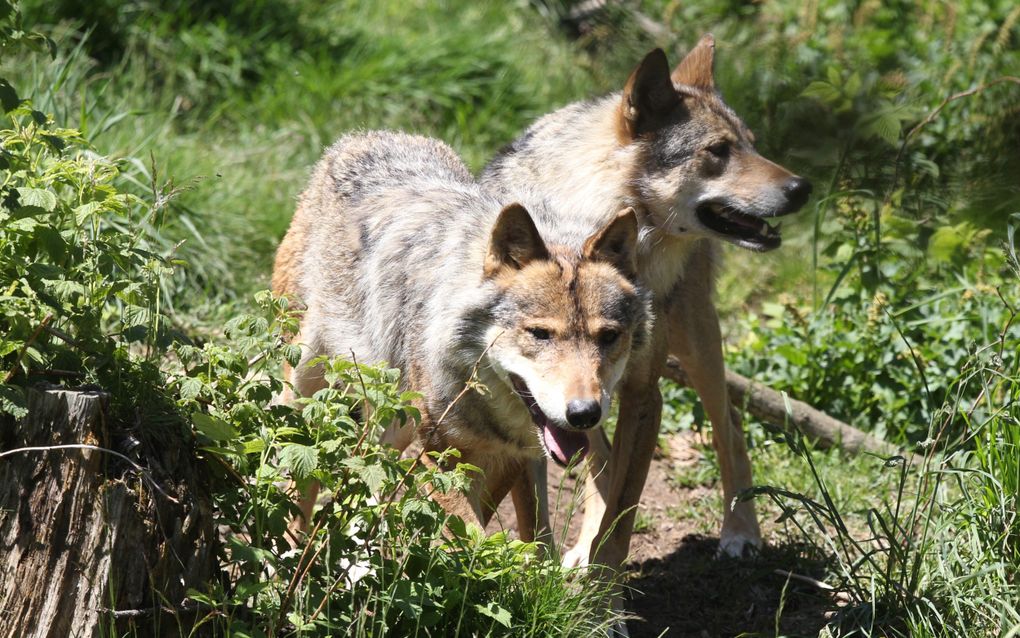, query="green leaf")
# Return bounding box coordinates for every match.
[801,81,841,106]
[475,602,512,628]
[279,443,318,479]
[864,111,901,146]
[286,612,314,631]
[242,439,266,455]
[844,71,862,97]
[359,462,386,493]
[0,79,19,112]
[48,279,84,302]
[34,225,66,261]
[41,134,66,152]
[193,412,238,442]
[73,201,103,225]
[27,263,63,280]
[178,376,204,401]
[7,216,39,232]
[928,225,966,263]
[776,344,808,367]
[16,187,57,212]
[282,343,302,367]
[0,384,28,419]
